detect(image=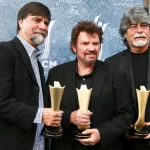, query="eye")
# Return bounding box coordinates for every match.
[33,18,41,23]
[93,42,99,46]
[141,23,149,28]
[82,42,89,45]
[129,24,137,29]
[44,21,49,26]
